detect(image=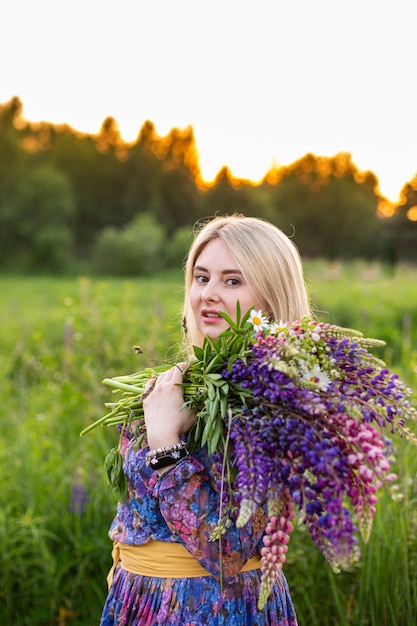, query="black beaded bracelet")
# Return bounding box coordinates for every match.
[145,441,188,467]
[148,447,189,469]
